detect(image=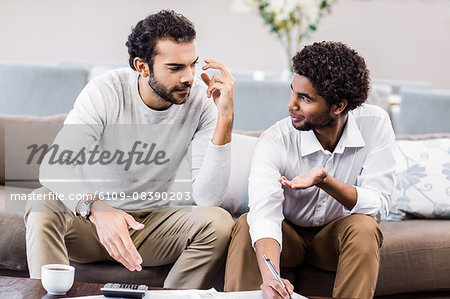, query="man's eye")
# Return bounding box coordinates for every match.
[301,96,311,103]
[170,67,181,71]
